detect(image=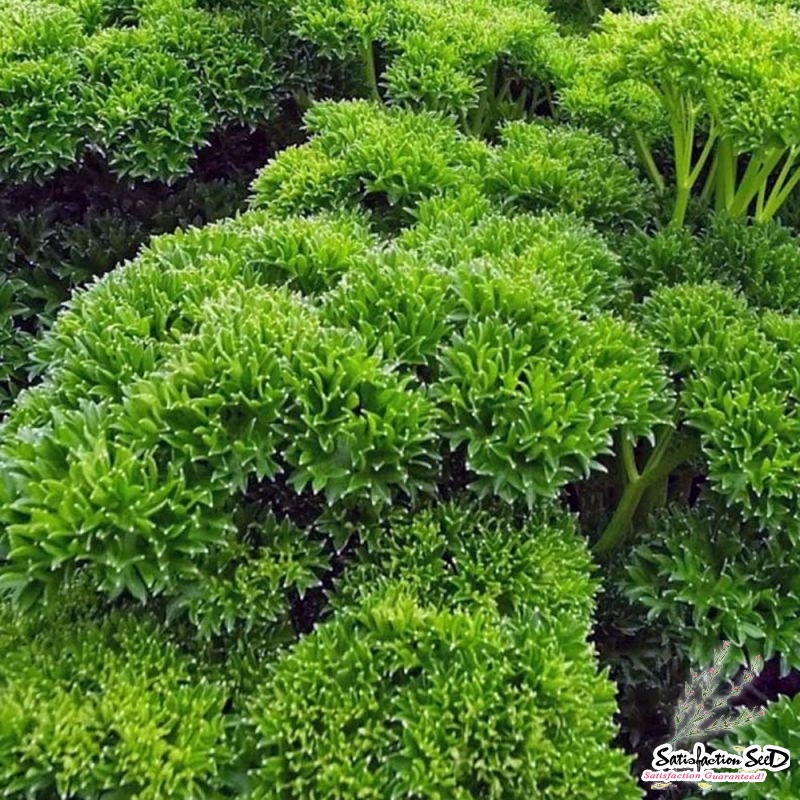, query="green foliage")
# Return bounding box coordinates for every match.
[435,307,671,504]
[0,1,85,60]
[616,223,708,300]
[619,214,800,310]
[6,0,800,788]
[485,120,656,229]
[0,0,287,183]
[563,0,800,224]
[0,286,318,601]
[626,504,800,677]
[401,201,627,313]
[335,502,597,620]
[84,29,211,181]
[250,594,617,798]
[225,210,378,296]
[252,100,654,233]
[0,164,262,415]
[280,327,441,506]
[697,216,800,312]
[55,0,140,32]
[167,512,329,639]
[0,172,673,602]
[251,100,489,229]
[248,503,640,799]
[0,504,642,800]
[722,694,800,799]
[0,54,85,179]
[0,592,234,798]
[0,207,401,603]
[9,211,373,419]
[323,205,627,374]
[291,0,562,133]
[548,0,657,31]
[590,576,689,776]
[0,275,34,412]
[638,281,751,377]
[641,283,800,539]
[134,1,283,124]
[321,248,455,366]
